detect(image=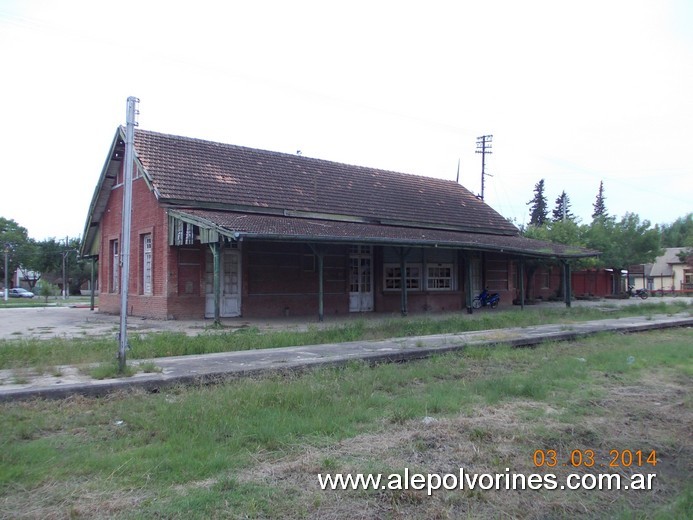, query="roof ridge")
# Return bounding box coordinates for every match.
[133,127,462,187]
[132,127,519,235]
